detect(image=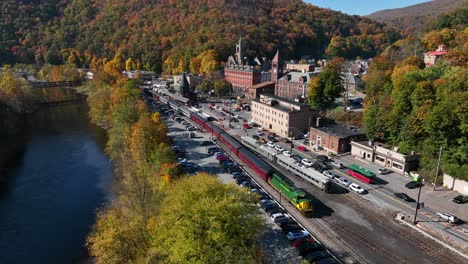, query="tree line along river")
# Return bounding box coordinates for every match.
[0,102,112,264]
